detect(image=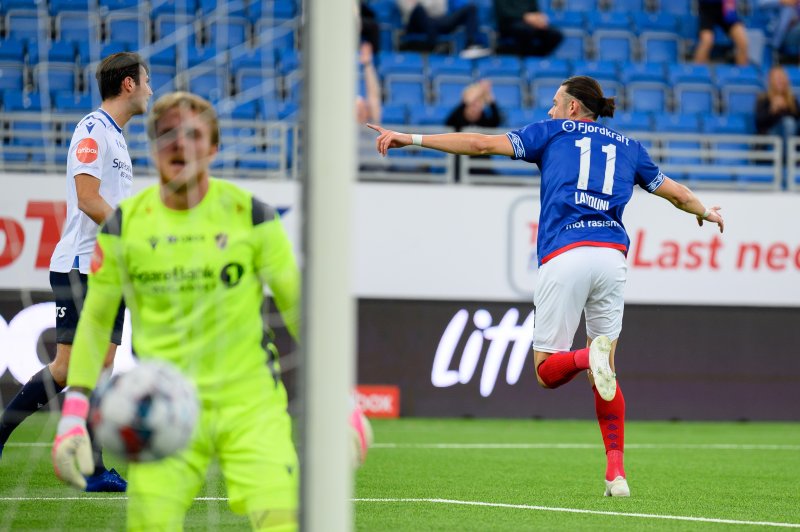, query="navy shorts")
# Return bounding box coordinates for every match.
[50,270,125,345]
